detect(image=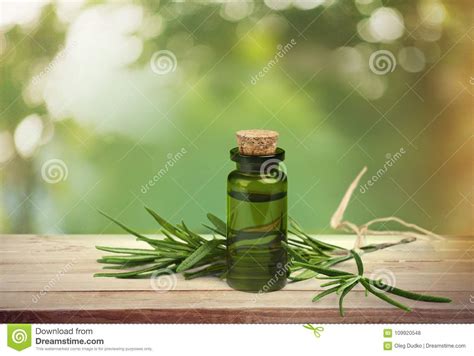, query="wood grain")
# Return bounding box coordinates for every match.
[0,234,473,323]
